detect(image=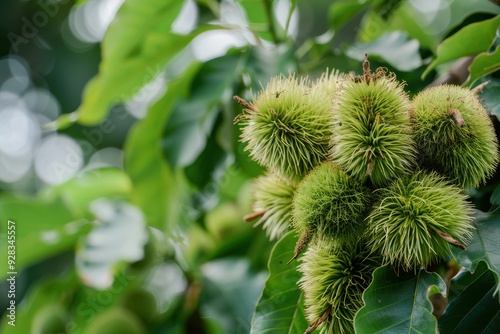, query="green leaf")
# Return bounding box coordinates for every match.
[42,168,133,217]
[201,258,267,334]
[356,1,500,51]
[124,62,201,230]
[490,184,500,206]
[479,77,500,118]
[452,210,500,296]
[244,46,297,91]
[354,265,447,334]
[239,0,273,41]
[163,51,246,168]
[0,196,91,276]
[346,31,422,71]
[184,117,229,191]
[70,0,209,125]
[70,272,137,331]
[250,232,309,334]
[328,0,371,31]
[439,261,500,333]
[465,45,500,86]
[356,6,434,49]
[422,16,500,79]
[0,276,78,334]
